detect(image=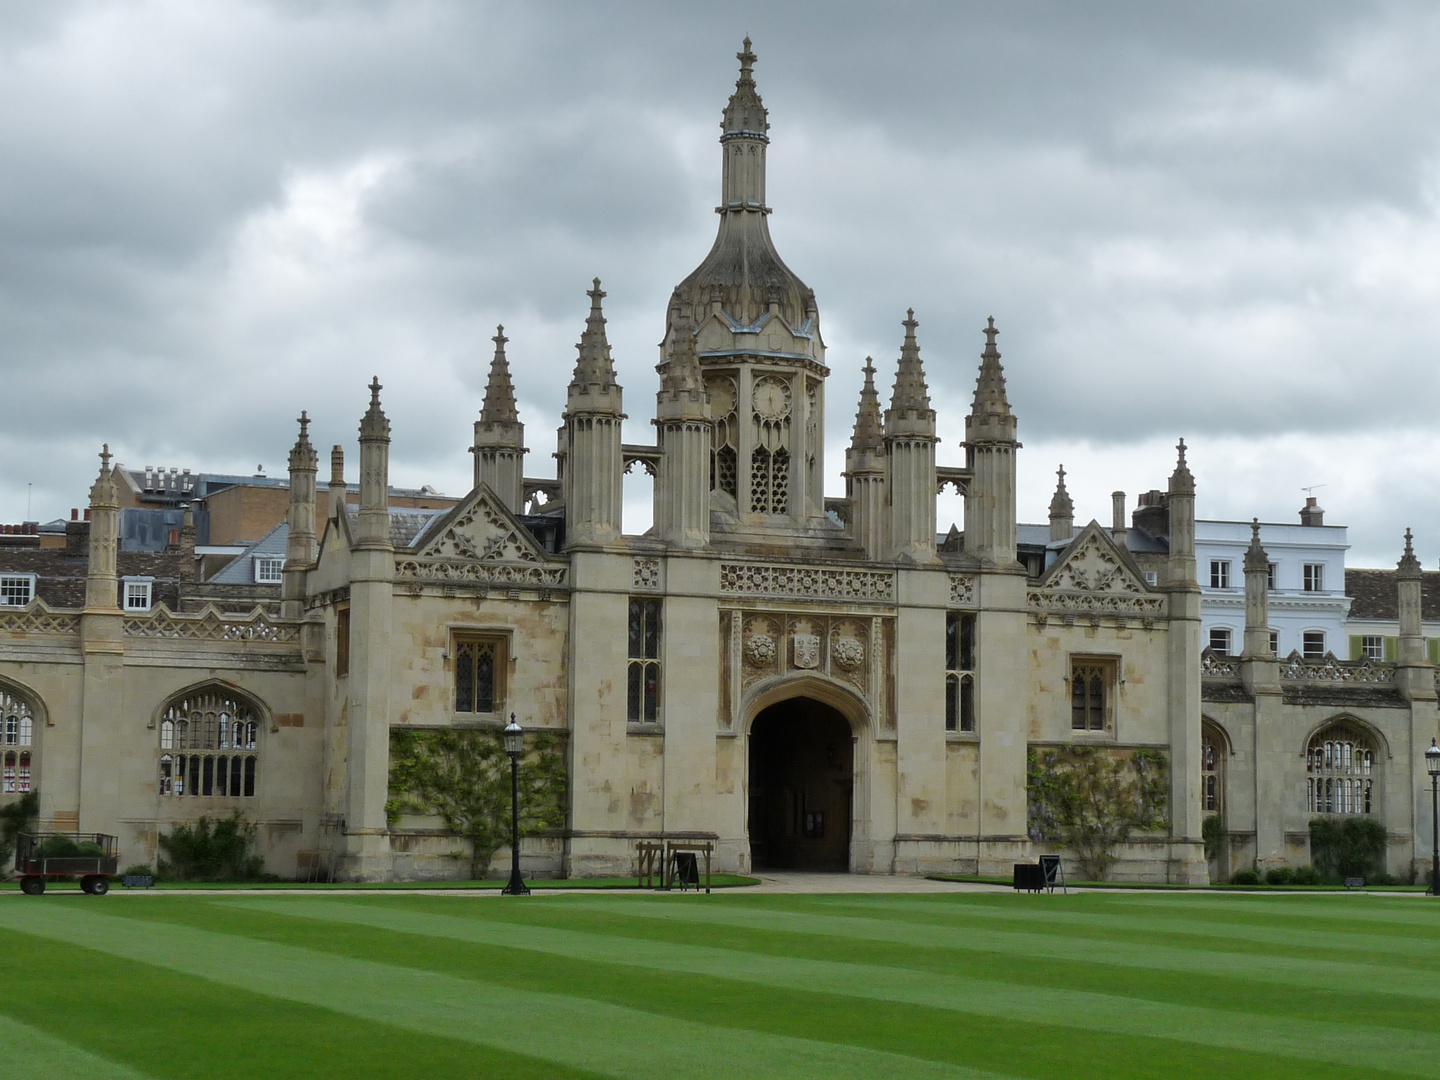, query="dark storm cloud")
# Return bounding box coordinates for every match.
[3,0,1438,566]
